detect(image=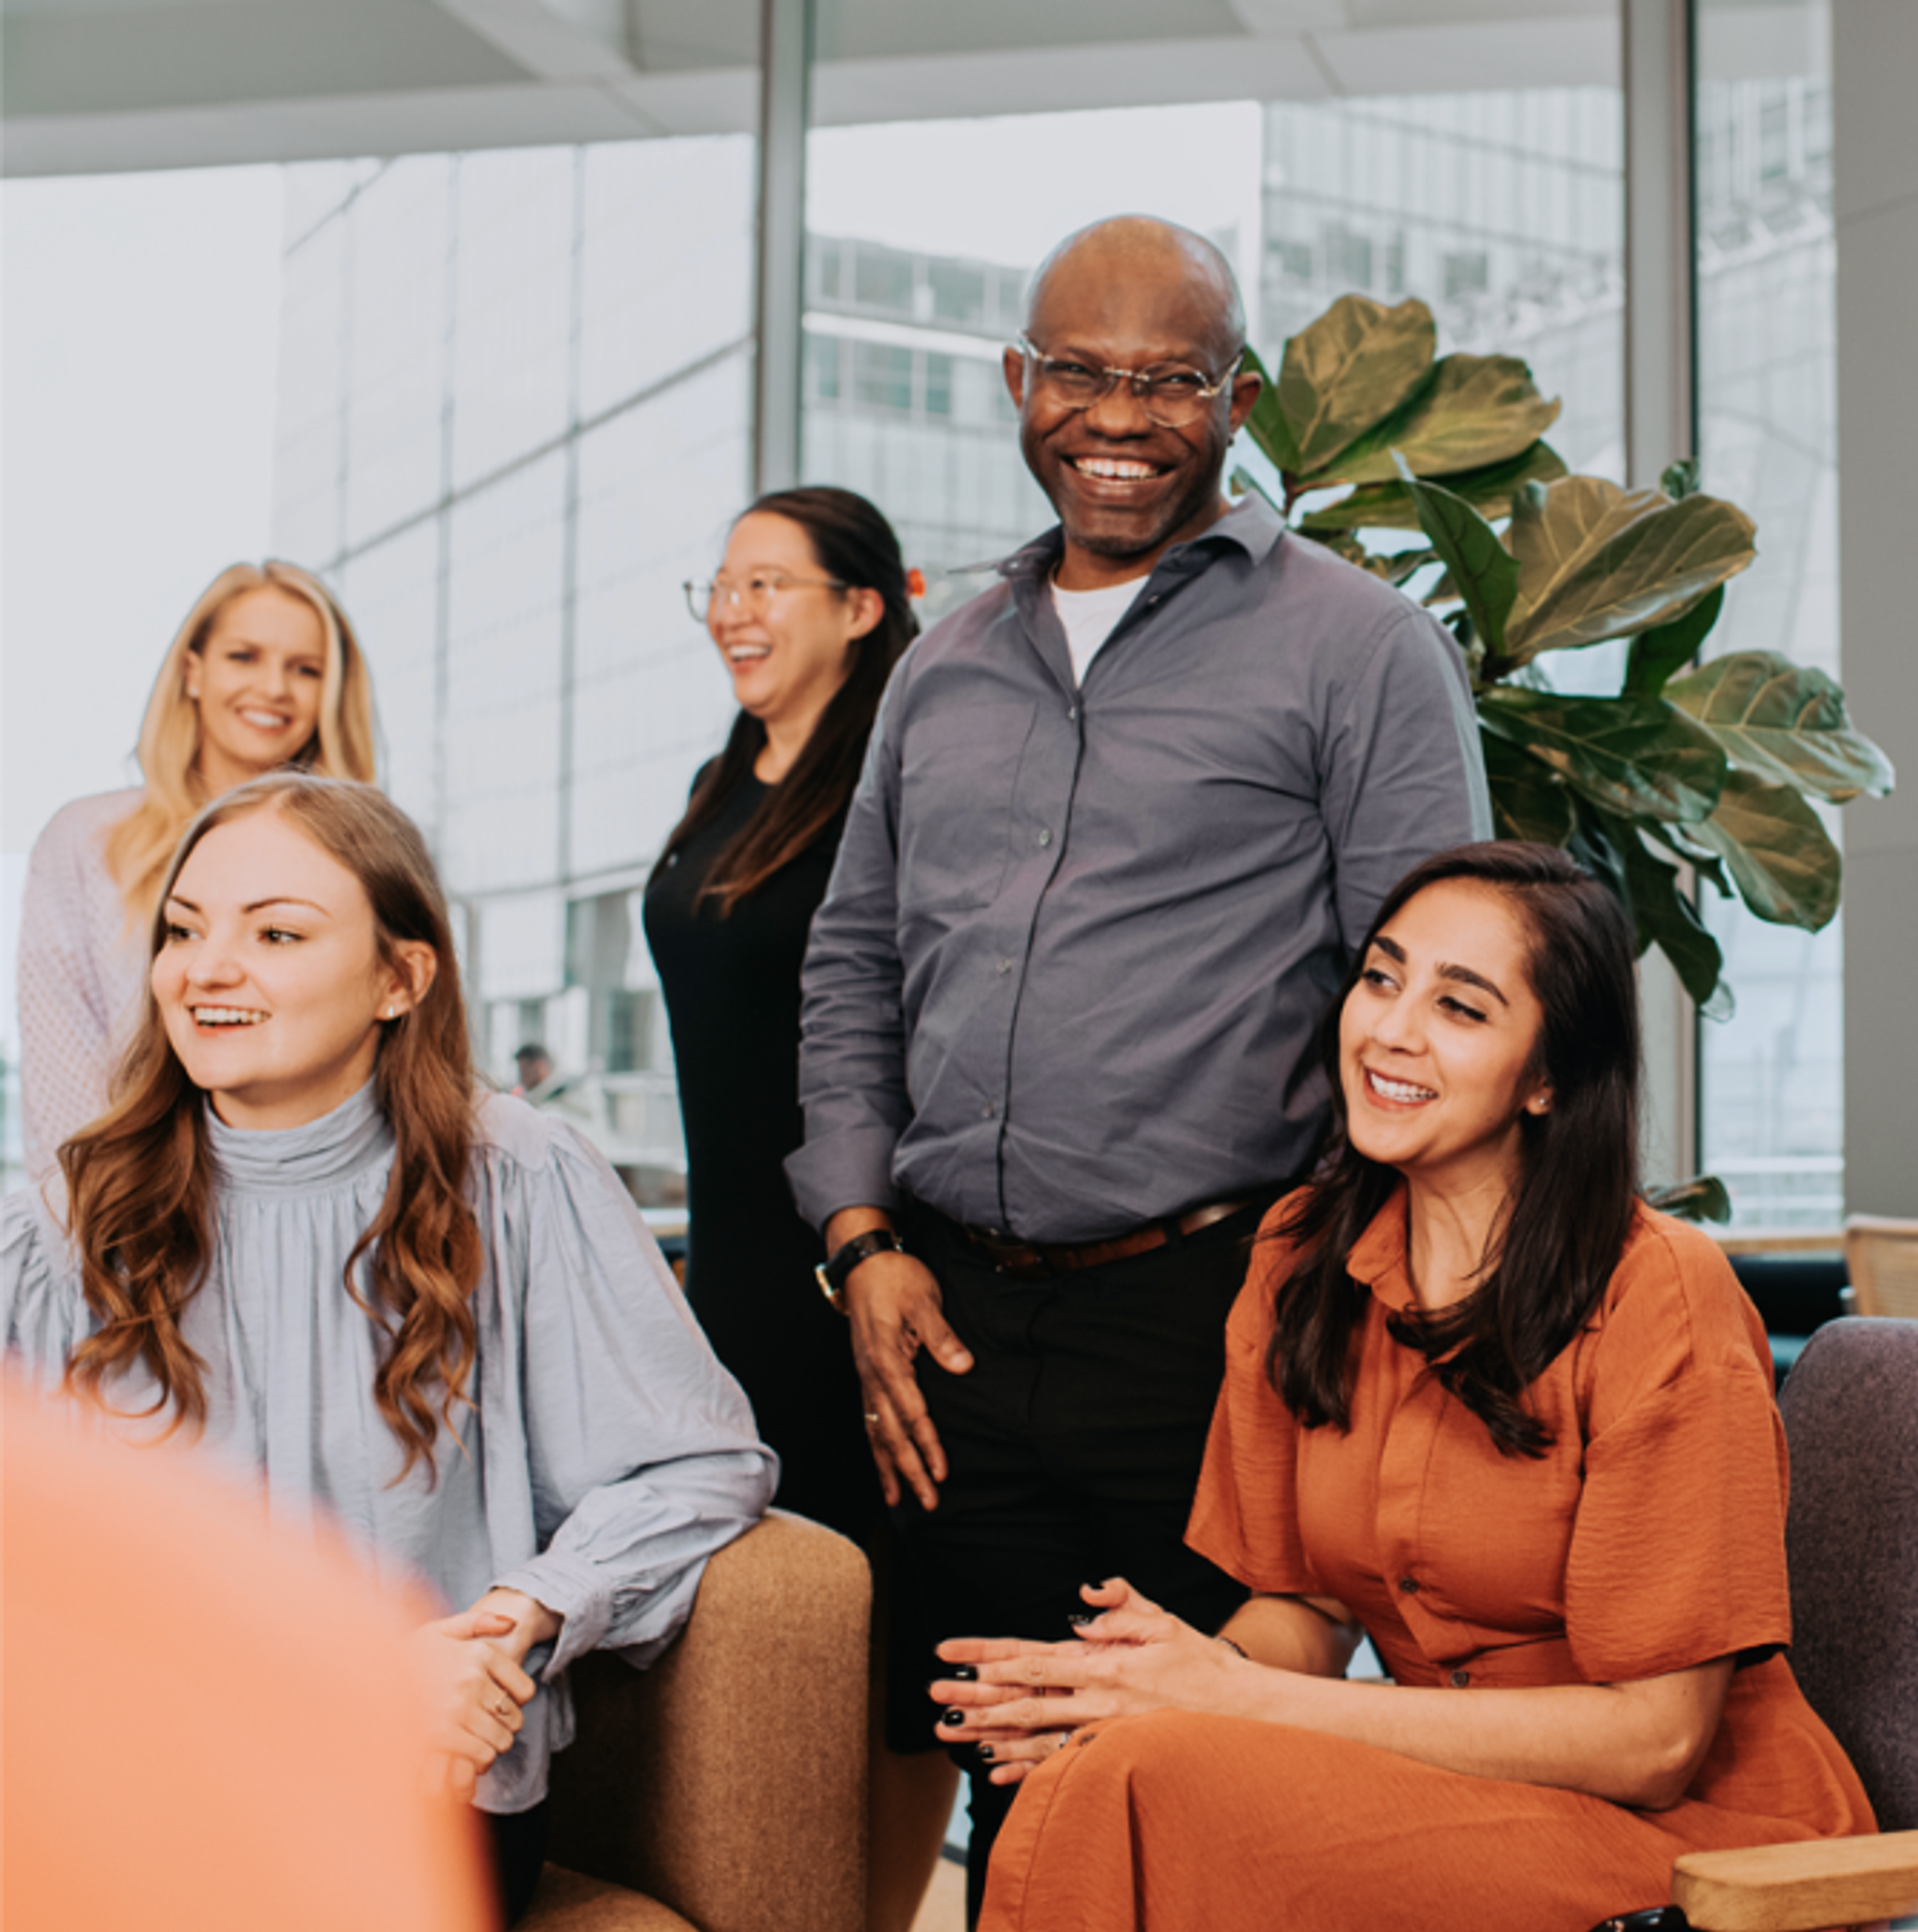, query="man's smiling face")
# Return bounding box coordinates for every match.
[1005,225,1261,588]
